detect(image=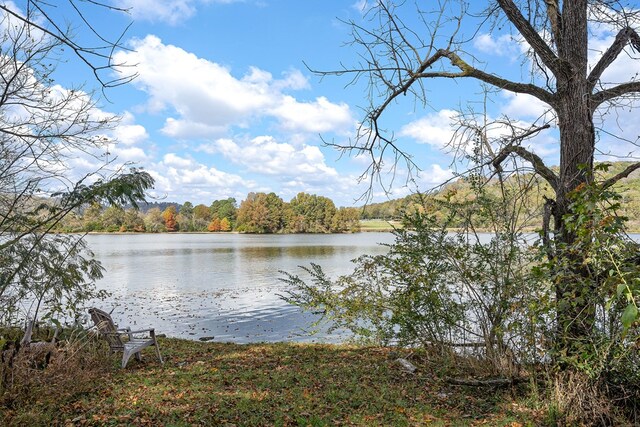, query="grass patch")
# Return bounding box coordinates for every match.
[359,219,402,232]
[2,338,538,426]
